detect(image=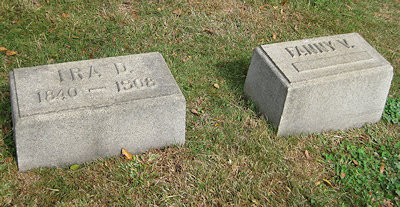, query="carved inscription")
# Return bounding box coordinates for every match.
[115,78,156,92]
[285,39,355,58]
[58,66,102,82]
[37,88,78,102]
[35,62,157,103]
